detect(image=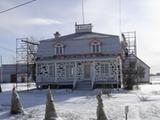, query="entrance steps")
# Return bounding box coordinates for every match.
[76,80,92,90]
